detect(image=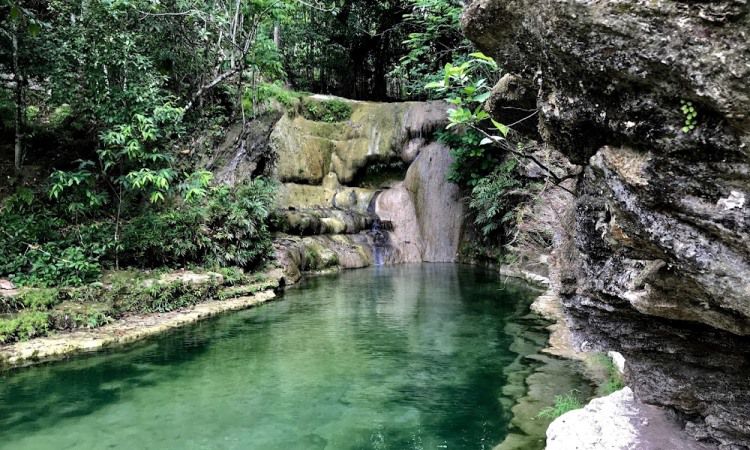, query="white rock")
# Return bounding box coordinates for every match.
[717,191,745,211]
[608,351,627,374]
[546,388,638,450]
[546,387,713,450]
